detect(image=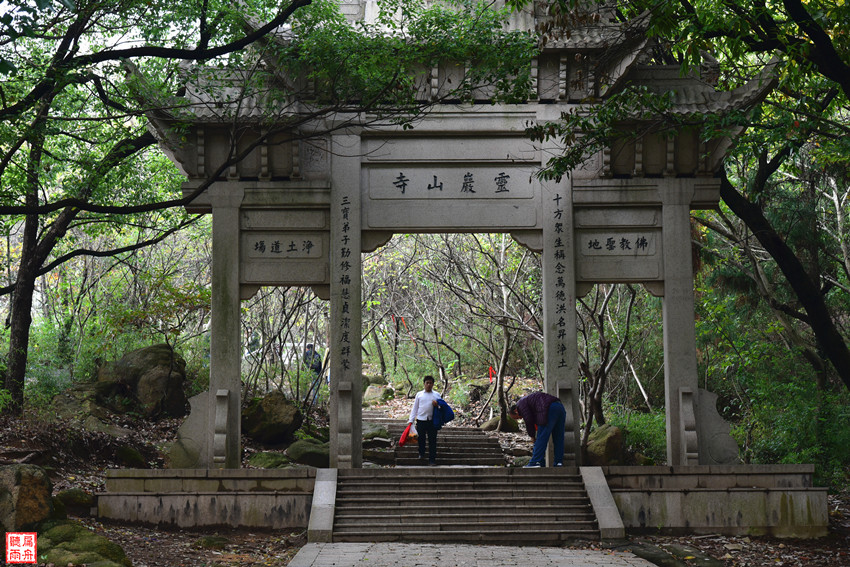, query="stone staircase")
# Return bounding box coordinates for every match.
[329,467,600,544]
[361,411,506,467]
[389,421,506,467]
